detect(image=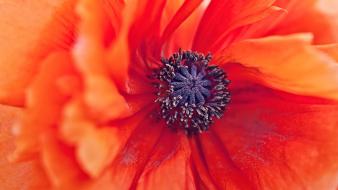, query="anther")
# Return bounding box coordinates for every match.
[153,50,230,135]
